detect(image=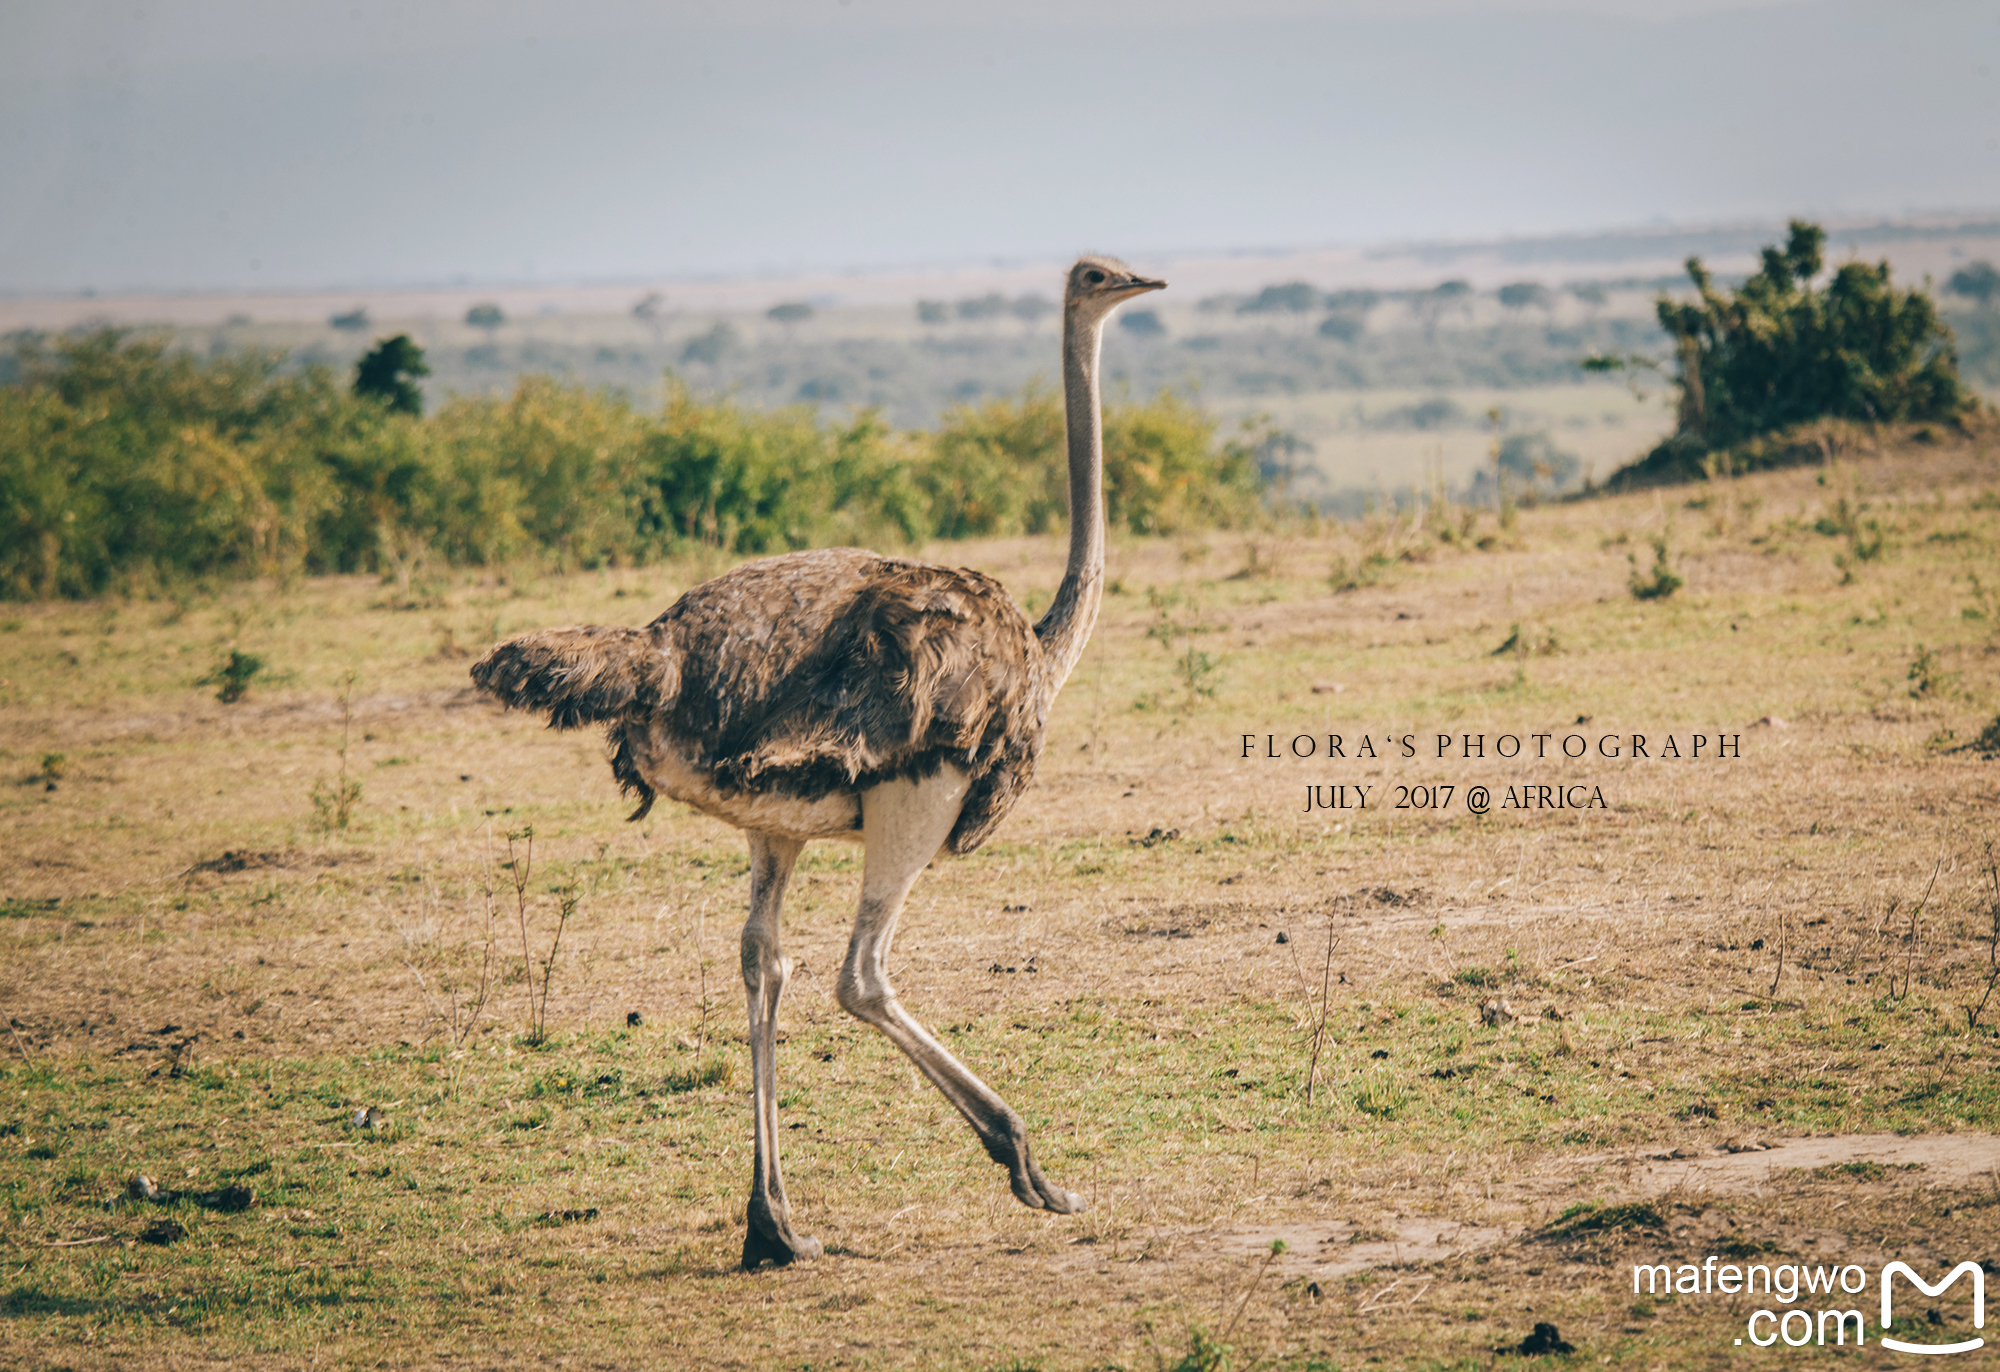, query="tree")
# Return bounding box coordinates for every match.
[956,294,1007,321]
[1238,282,1321,315]
[767,301,814,326]
[329,308,370,332]
[352,335,430,416]
[679,323,738,367]
[1413,279,1474,338]
[1010,295,1055,329]
[1497,281,1554,311]
[1119,309,1165,338]
[915,300,948,325]
[1318,289,1376,342]
[465,302,506,331]
[633,292,666,340]
[1948,261,1999,307]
